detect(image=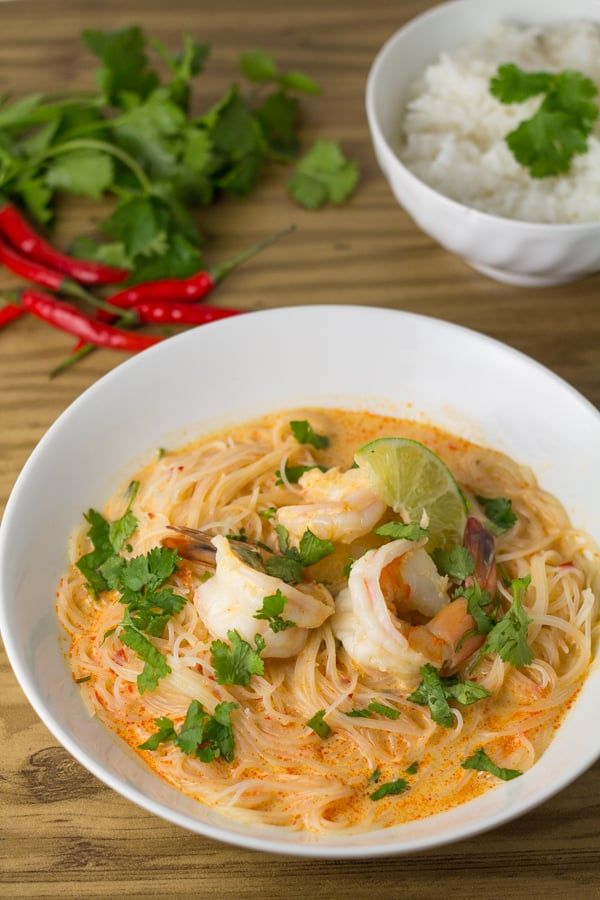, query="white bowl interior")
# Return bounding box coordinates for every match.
[1,306,599,857]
